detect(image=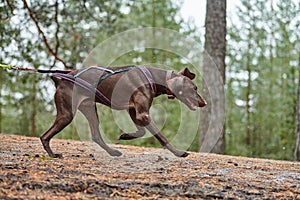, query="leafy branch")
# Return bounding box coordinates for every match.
[21,0,71,69]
